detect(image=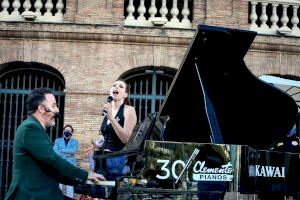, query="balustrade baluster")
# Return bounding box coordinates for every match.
[149,0,157,21]
[270,3,279,30]
[0,0,10,18]
[34,0,43,16]
[126,0,135,21]
[260,2,269,29]
[170,0,179,23]
[44,0,54,17]
[11,0,21,17]
[278,4,292,34]
[160,0,168,21]
[281,4,290,28]
[55,0,64,21]
[23,0,31,12]
[250,2,258,30]
[181,0,190,24]
[291,5,299,31]
[137,0,146,21]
